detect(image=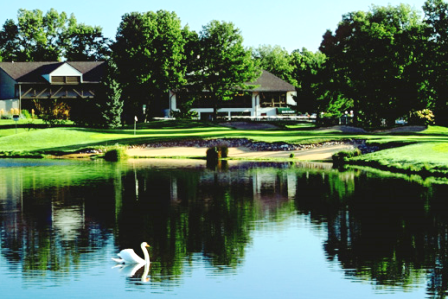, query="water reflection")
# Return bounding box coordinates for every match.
[1,159,448,298]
